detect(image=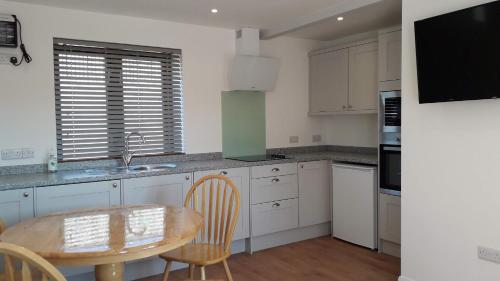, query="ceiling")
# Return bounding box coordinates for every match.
[7,0,401,41]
